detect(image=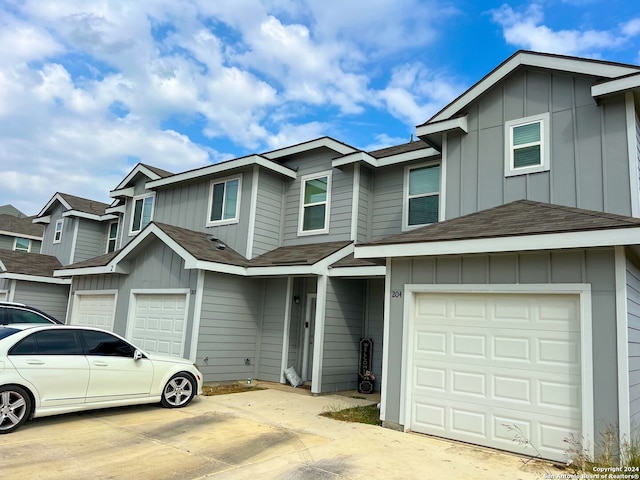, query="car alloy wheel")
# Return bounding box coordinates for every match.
[0,386,31,434]
[161,373,195,408]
